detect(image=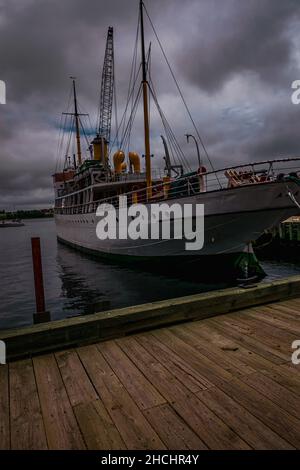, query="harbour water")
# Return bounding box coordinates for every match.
[0,218,300,330]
